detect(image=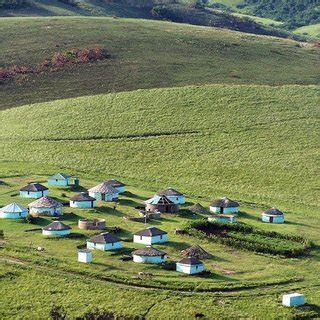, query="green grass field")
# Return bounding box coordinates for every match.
[1,17,319,109]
